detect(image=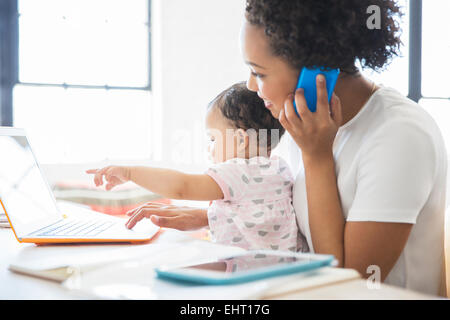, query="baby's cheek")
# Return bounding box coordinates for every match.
[211,146,220,163]
[211,144,224,163]
[227,140,238,161]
